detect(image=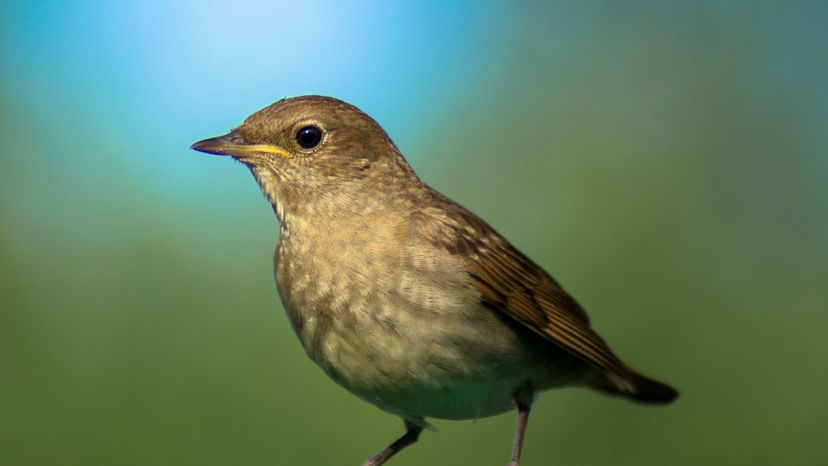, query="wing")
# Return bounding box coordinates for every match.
[412,203,634,389]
